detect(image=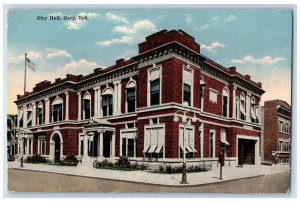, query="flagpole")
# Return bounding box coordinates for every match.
[24,53,27,94]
